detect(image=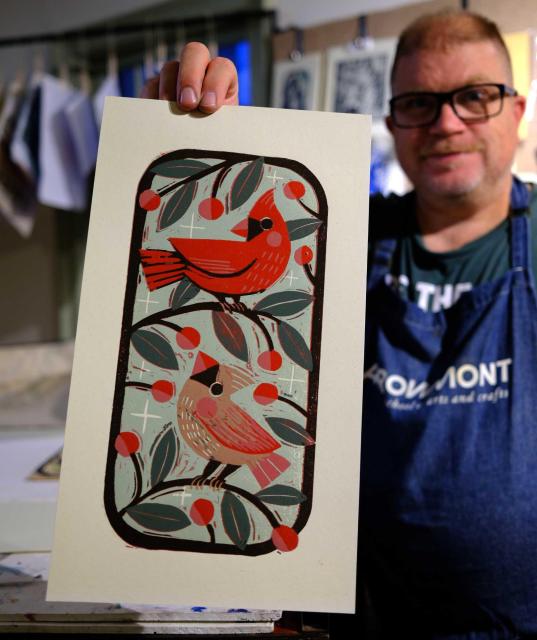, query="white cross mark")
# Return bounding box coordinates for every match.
[278,365,306,394]
[180,212,206,238]
[136,291,160,314]
[133,359,151,380]
[130,399,162,433]
[265,169,284,187]
[284,270,299,287]
[177,489,192,505]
